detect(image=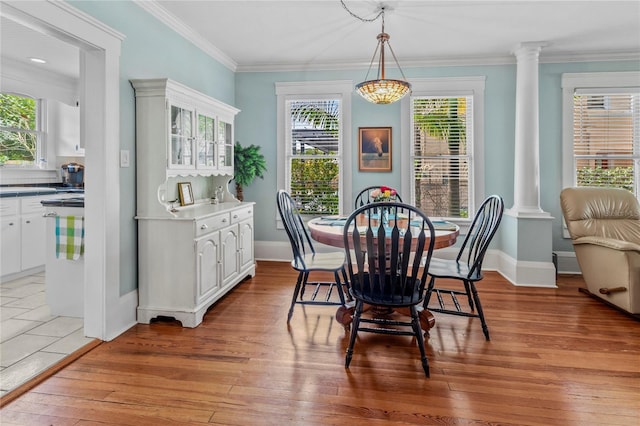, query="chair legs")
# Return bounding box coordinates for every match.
[345,301,430,378]
[287,268,350,323]
[425,276,490,341]
[345,300,363,369]
[287,271,305,322]
[468,281,490,340]
[410,304,430,377]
